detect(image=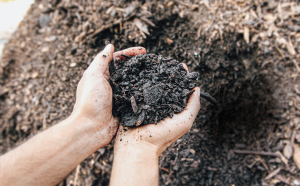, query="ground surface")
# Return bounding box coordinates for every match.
[1,0,300,185]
